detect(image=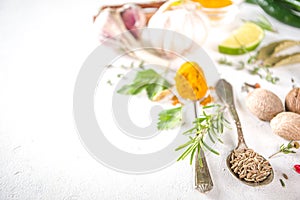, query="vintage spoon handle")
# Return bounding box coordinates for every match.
[216,79,247,149]
[193,102,213,193]
[195,147,214,192]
